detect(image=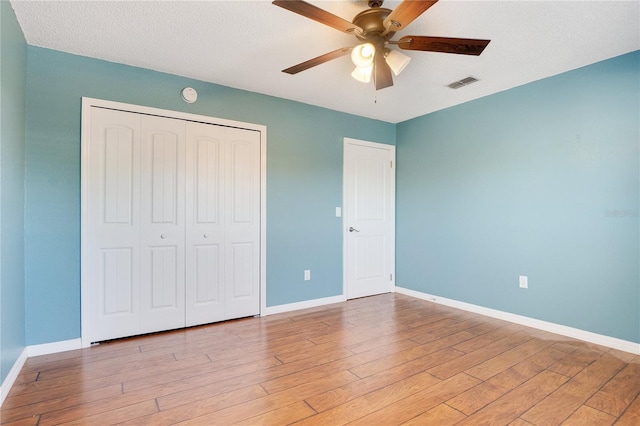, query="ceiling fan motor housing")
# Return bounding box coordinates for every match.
[352,8,391,40]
